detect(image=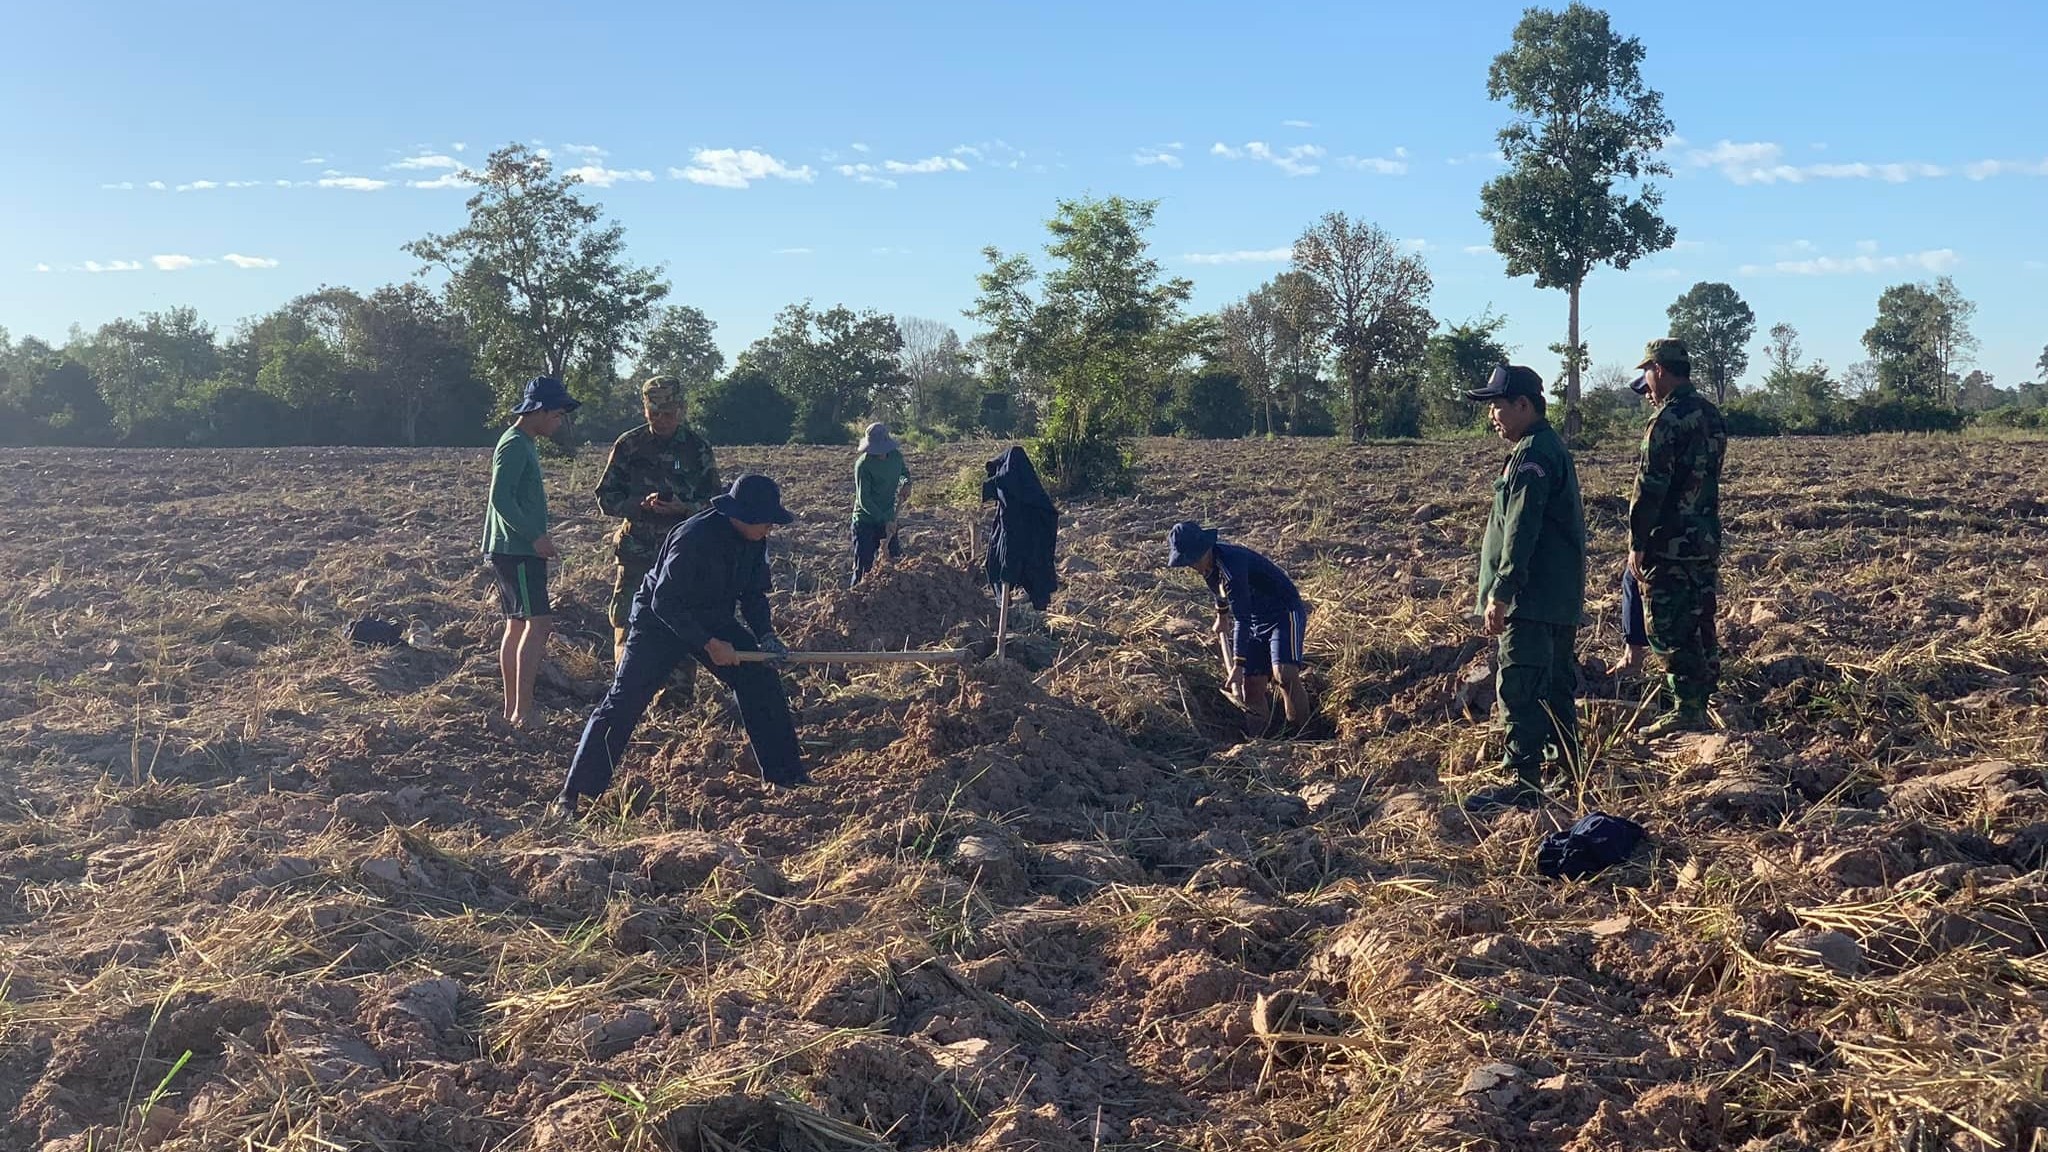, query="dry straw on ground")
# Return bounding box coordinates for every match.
[2,436,2045,1151]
